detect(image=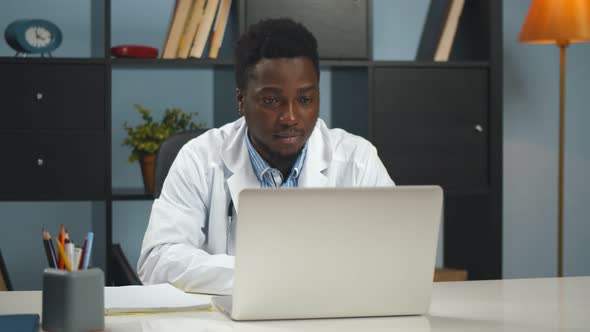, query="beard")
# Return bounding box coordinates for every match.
[258,136,301,167]
[249,131,304,170]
